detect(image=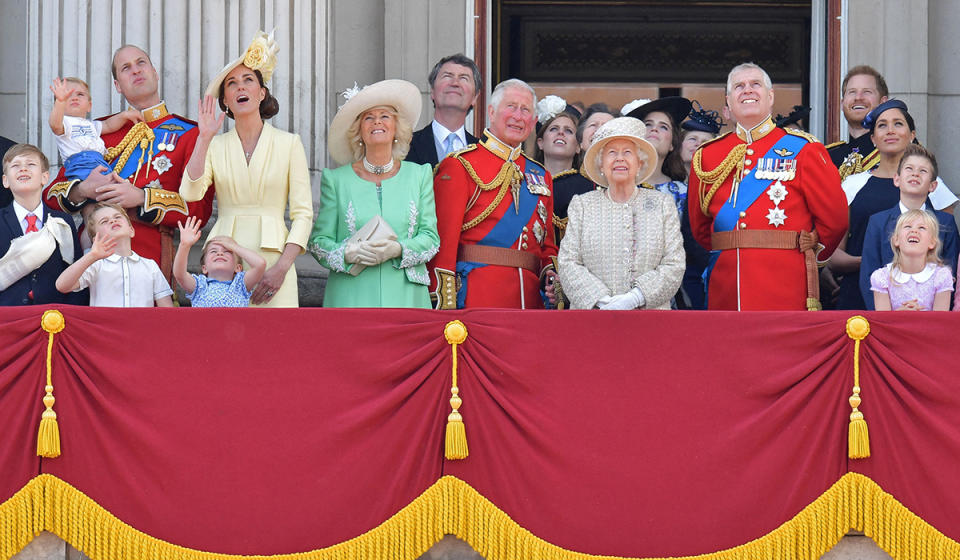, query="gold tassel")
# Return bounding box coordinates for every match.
[846,316,871,459]
[37,310,66,458]
[444,320,469,460]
